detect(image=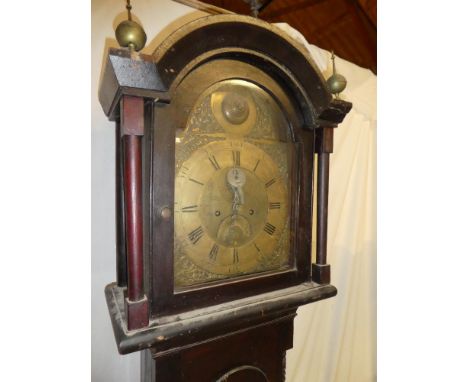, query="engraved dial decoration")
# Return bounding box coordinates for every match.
[174,80,293,288]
